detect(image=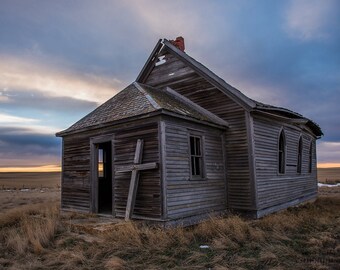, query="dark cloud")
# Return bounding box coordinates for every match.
[0,127,60,158]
